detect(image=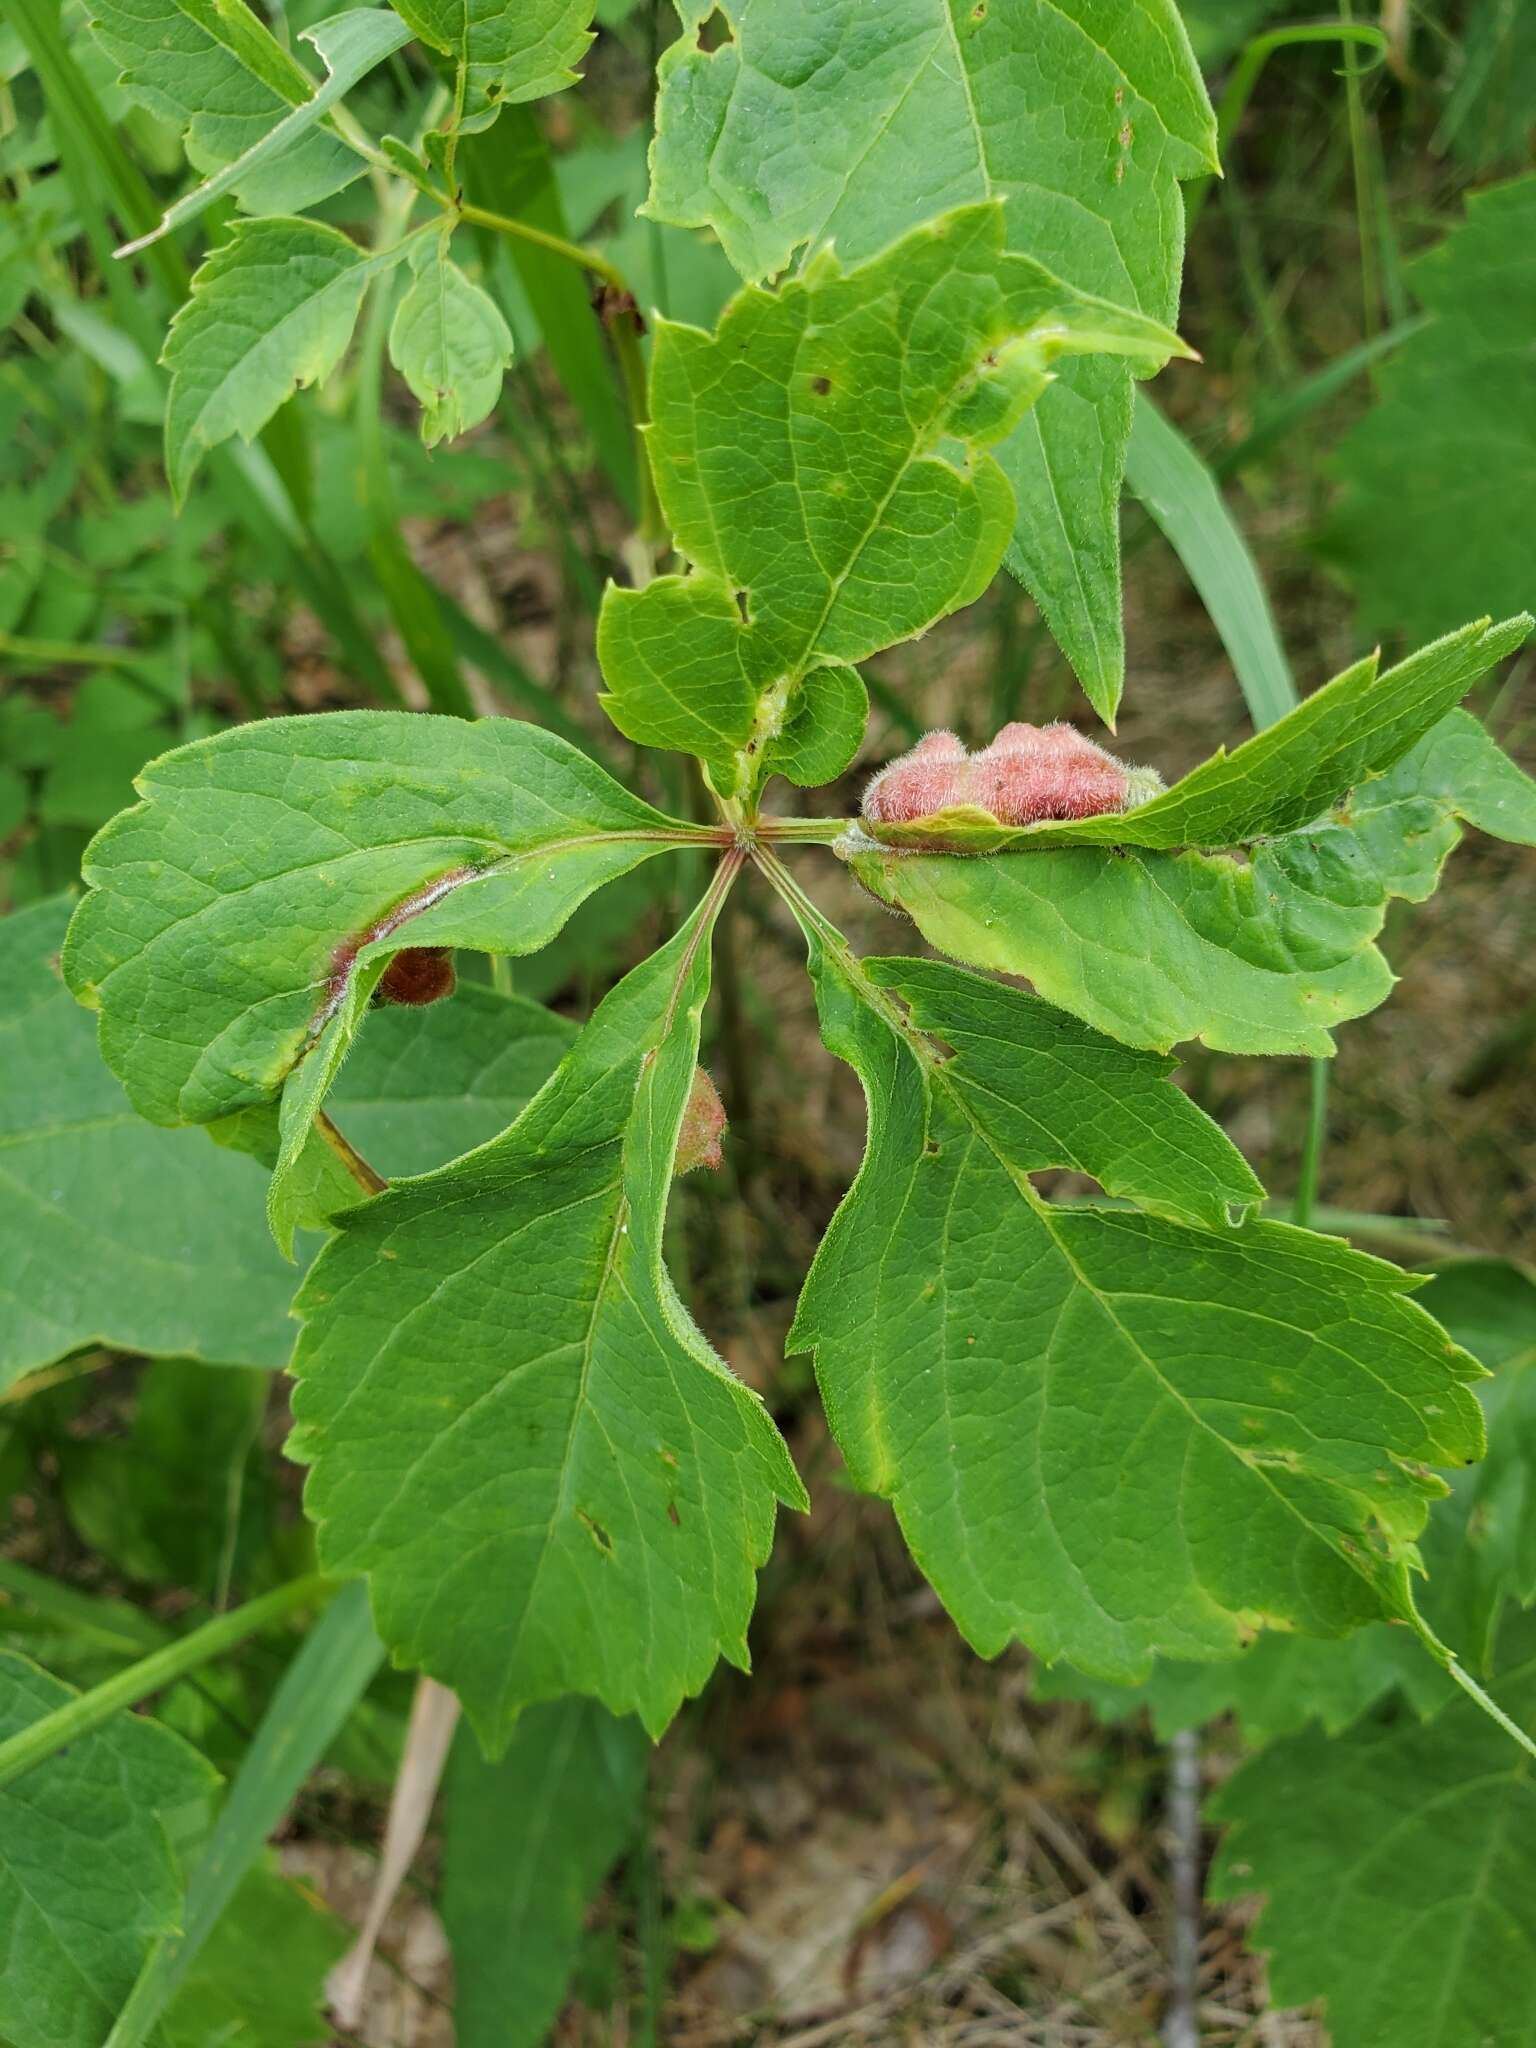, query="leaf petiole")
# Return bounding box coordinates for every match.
[0,1574,336,1792]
